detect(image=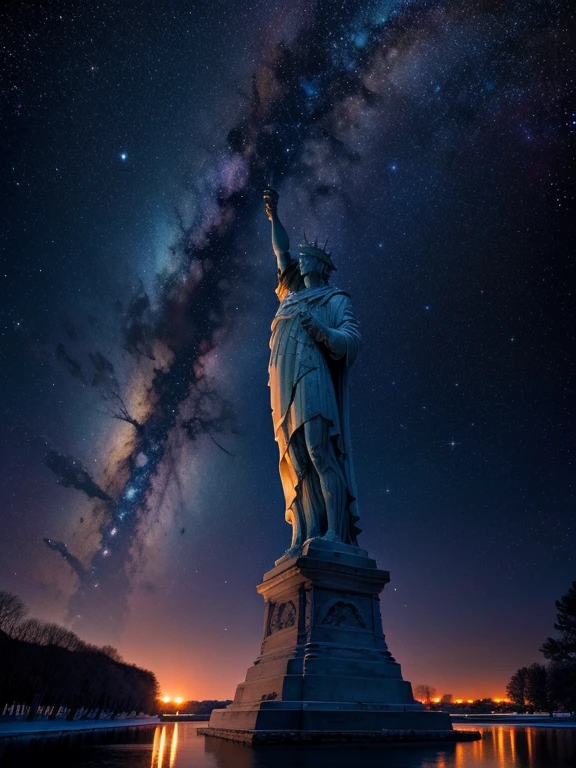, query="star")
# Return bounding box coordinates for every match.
[119,152,128,161]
